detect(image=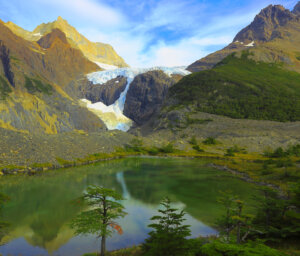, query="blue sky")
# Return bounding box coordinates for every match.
[0,0,298,67]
